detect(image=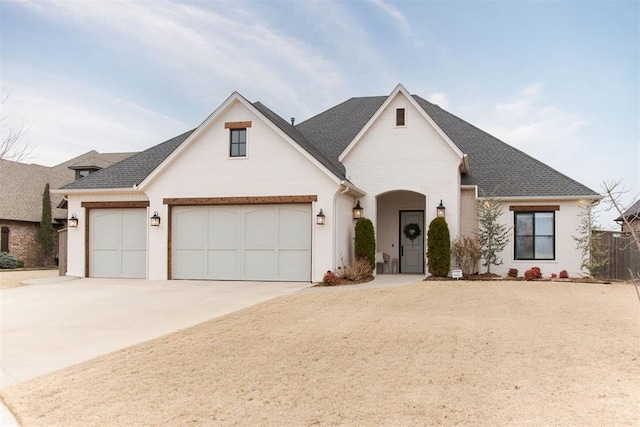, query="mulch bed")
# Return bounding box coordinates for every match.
[313,276,375,287]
